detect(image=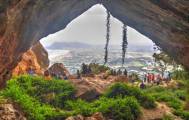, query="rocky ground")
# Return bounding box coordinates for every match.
[0,99,26,120]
